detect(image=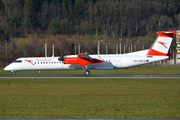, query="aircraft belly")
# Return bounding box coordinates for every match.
[64,64,82,70]
[88,62,114,69]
